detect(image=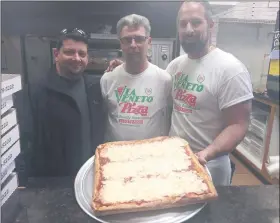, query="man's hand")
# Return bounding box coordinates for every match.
[105,59,124,72]
[196,150,210,165]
